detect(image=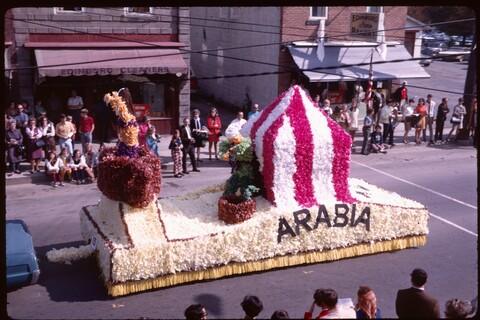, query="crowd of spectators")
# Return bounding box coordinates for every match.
[183,268,476,319]
[5,89,163,186]
[313,83,477,155]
